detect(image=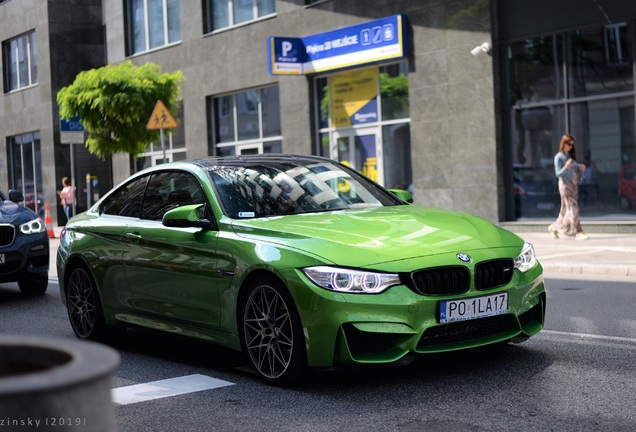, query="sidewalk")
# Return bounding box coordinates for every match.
[47,227,636,281]
[517,231,636,278]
